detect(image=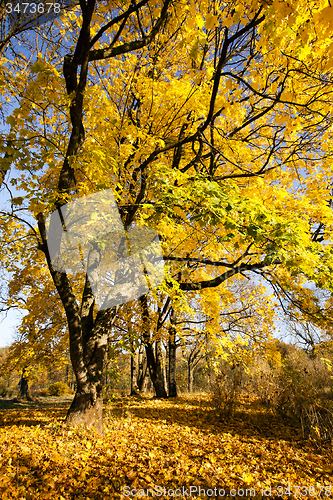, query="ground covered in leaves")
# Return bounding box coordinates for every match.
[0,394,332,499]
